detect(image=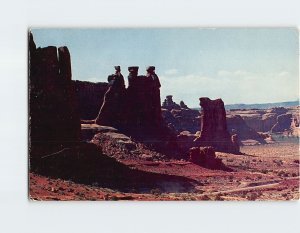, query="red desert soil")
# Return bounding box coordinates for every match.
[30,142,299,201]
